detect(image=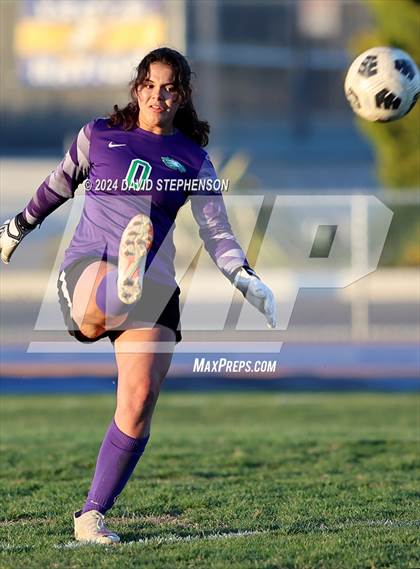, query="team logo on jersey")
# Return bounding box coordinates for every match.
[108,141,126,148]
[161,156,186,173]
